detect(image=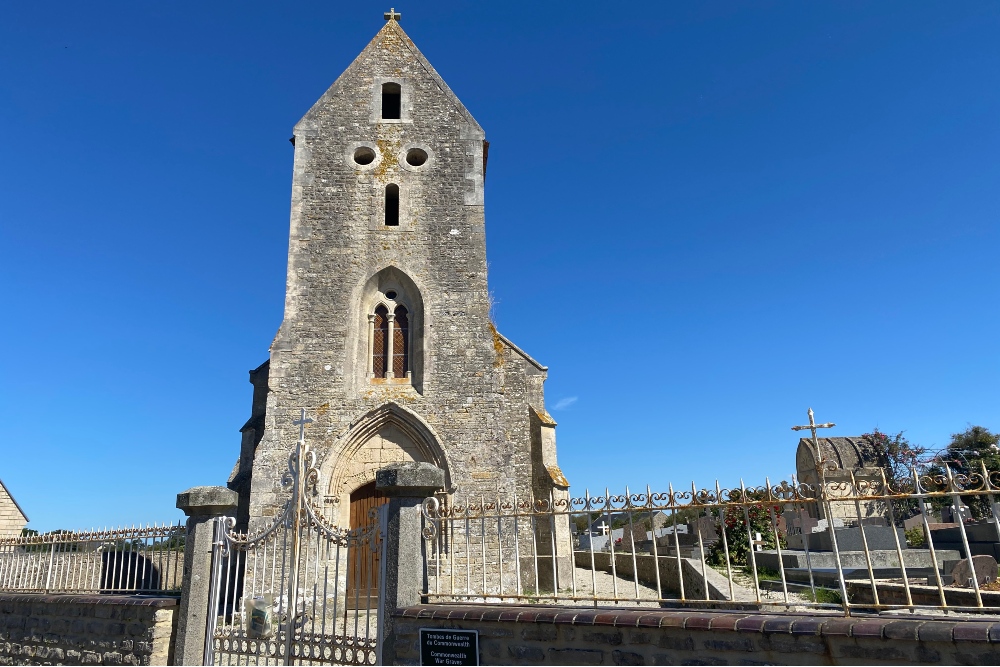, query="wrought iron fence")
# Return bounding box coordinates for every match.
[205,416,383,666]
[207,512,381,666]
[421,464,1000,616]
[0,522,185,595]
